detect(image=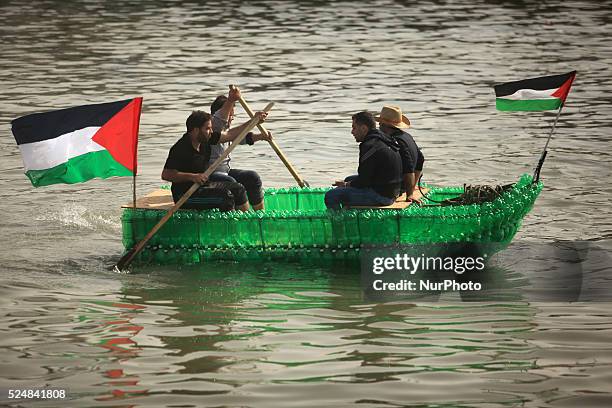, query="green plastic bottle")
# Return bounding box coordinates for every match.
[121,211,134,248]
